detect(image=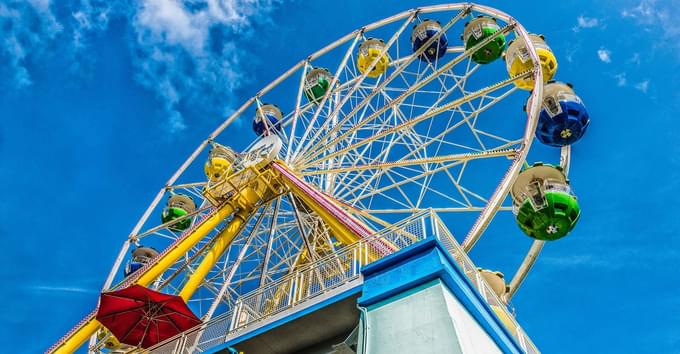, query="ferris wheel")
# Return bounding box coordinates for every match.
[49,3,590,353]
